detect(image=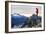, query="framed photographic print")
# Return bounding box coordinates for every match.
[5,1,45,33]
